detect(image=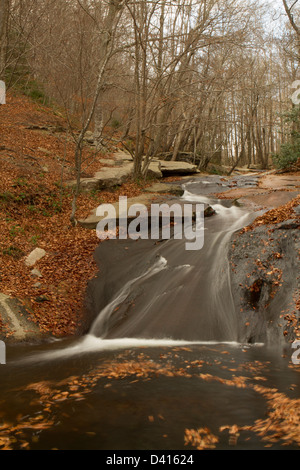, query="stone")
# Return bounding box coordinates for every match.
[78,194,166,230]
[38,147,52,156]
[160,161,199,176]
[35,295,49,303]
[67,177,100,192]
[113,152,133,162]
[31,268,42,278]
[99,159,116,166]
[84,131,95,143]
[277,219,300,230]
[294,205,300,215]
[65,153,198,194]
[144,183,184,197]
[0,293,42,342]
[94,165,133,189]
[66,164,134,193]
[144,161,163,179]
[25,248,46,267]
[78,195,215,230]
